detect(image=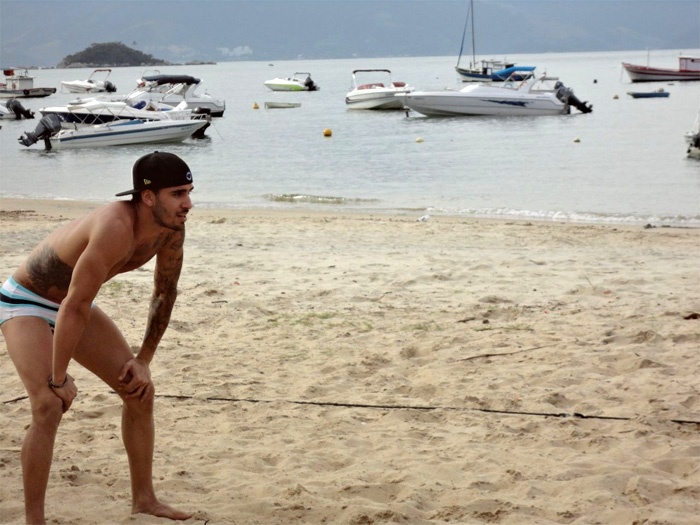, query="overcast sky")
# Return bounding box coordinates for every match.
[1,0,699,67]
